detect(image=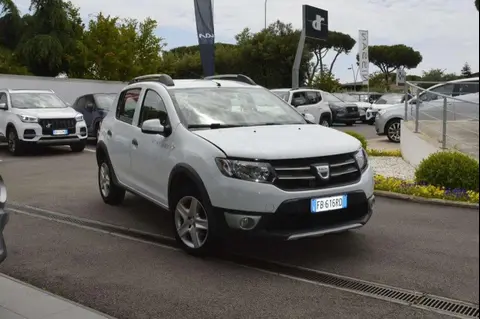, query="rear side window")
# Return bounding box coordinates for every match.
[454,81,479,96]
[116,88,141,124]
[0,93,7,104]
[74,96,86,110]
[138,90,169,127]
